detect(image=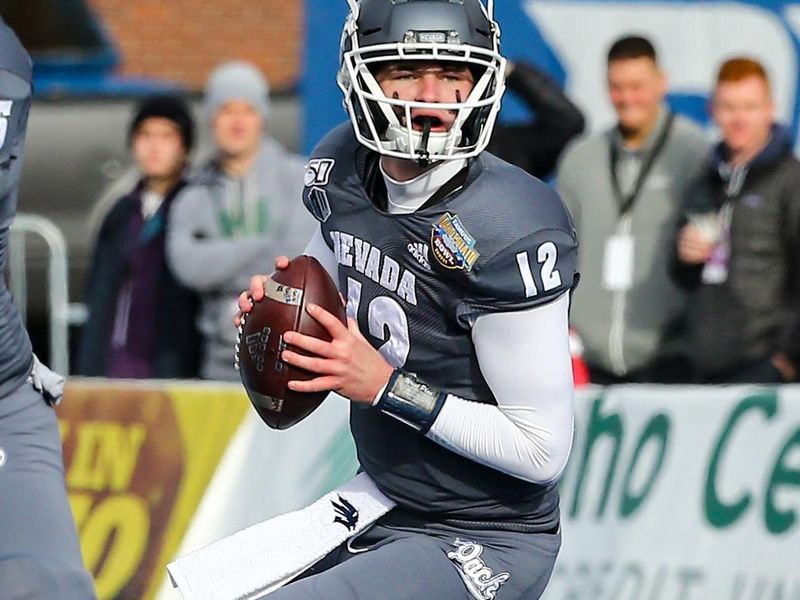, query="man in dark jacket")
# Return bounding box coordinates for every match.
[673,57,800,383]
[487,60,584,180]
[77,96,202,378]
